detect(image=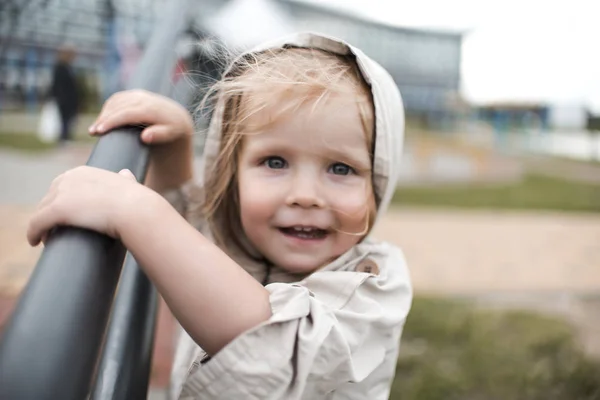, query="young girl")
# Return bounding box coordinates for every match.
[27,33,412,399]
